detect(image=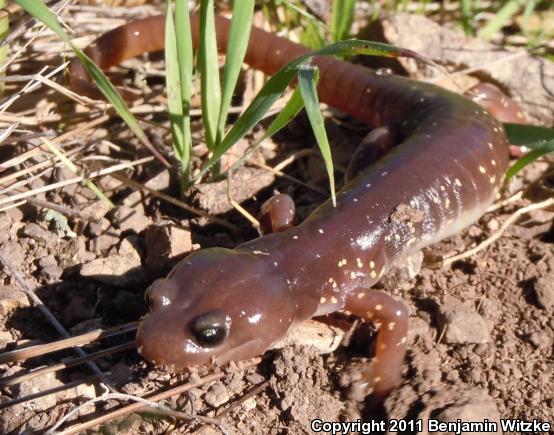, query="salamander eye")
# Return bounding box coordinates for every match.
[190,311,230,347]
